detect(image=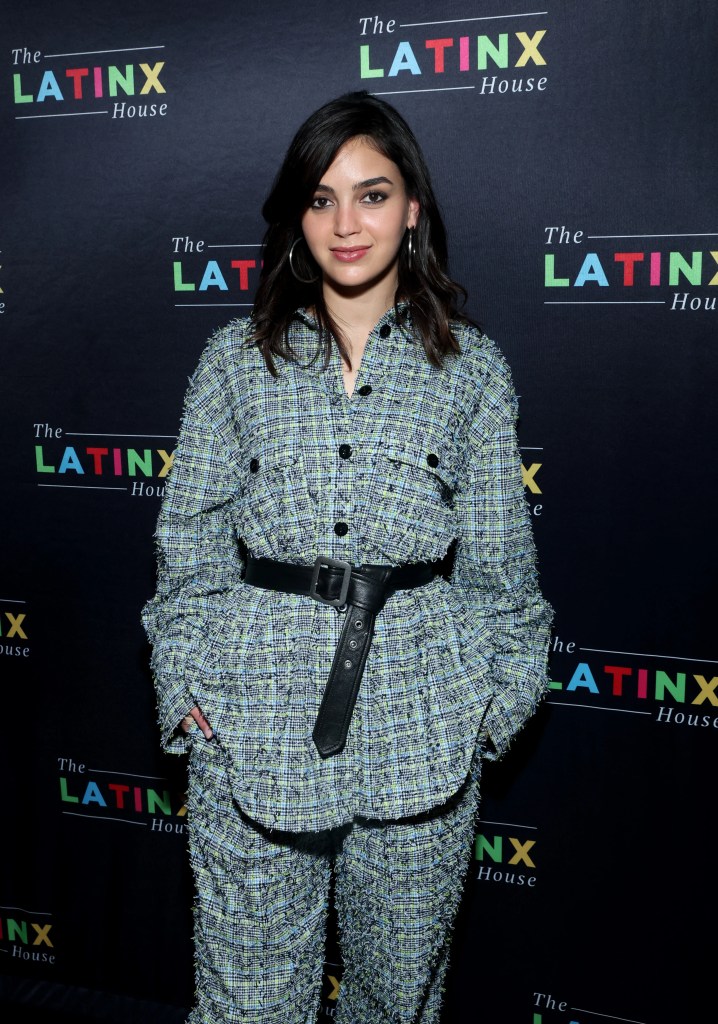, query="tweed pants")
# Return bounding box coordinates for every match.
[186,739,480,1024]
